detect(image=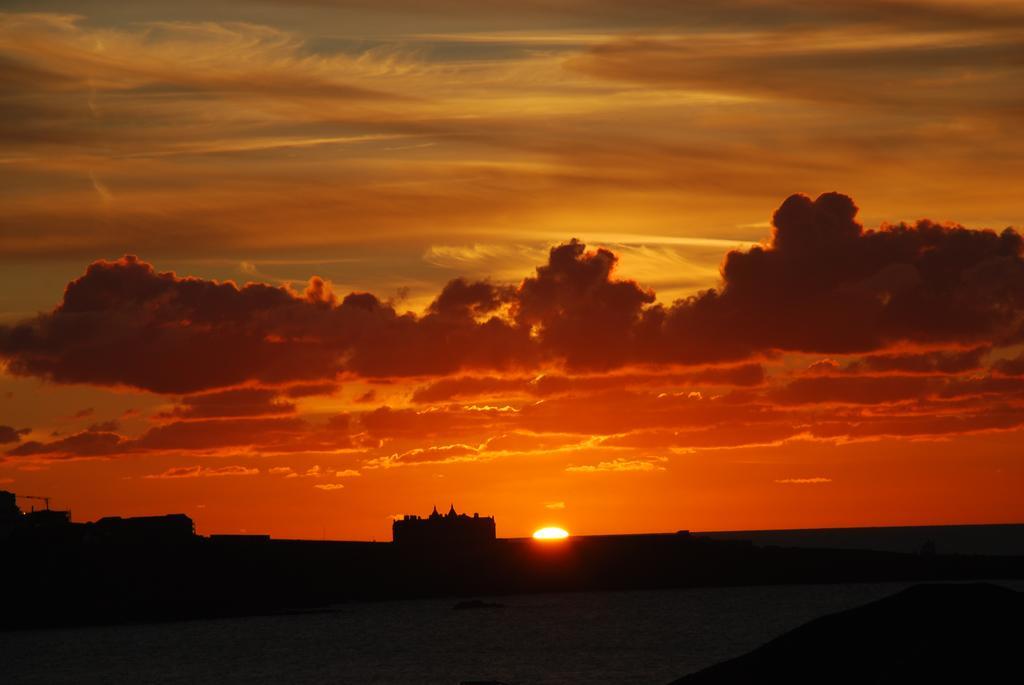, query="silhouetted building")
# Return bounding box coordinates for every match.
[94,514,196,543]
[5,493,76,542]
[7,491,73,535]
[0,490,21,540]
[1,492,197,544]
[0,490,19,522]
[24,509,71,528]
[392,505,495,546]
